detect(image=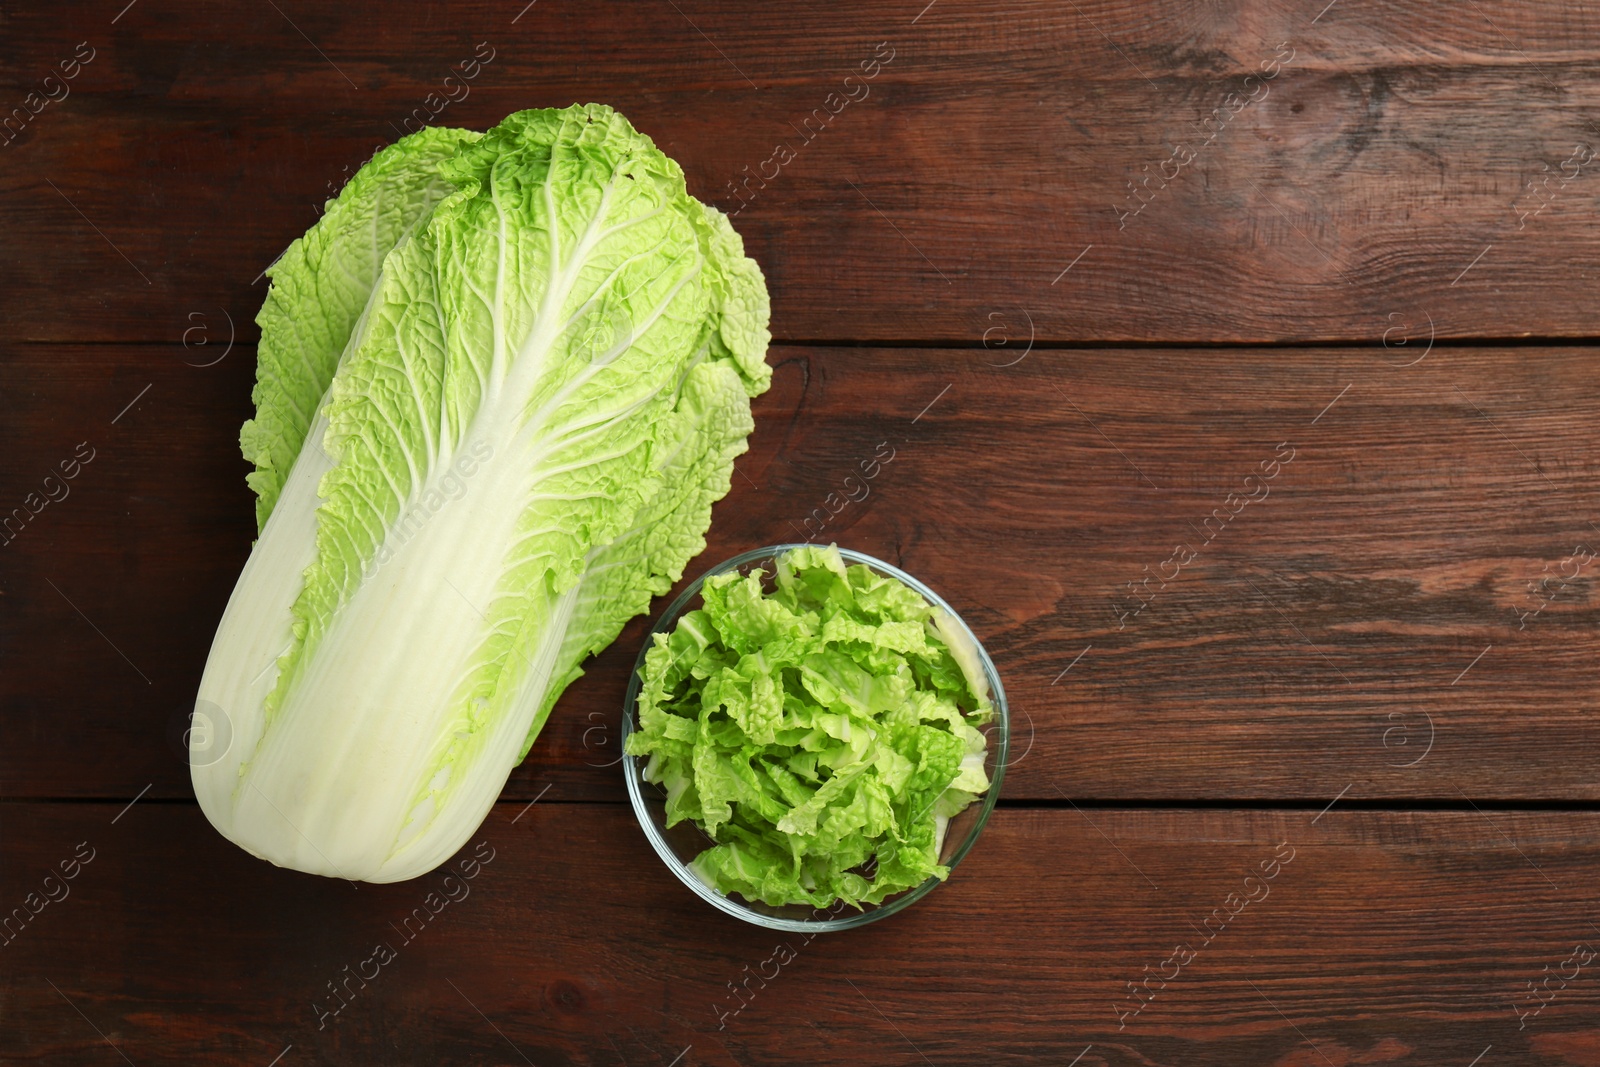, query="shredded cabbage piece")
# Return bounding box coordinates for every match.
[627,545,992,908]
